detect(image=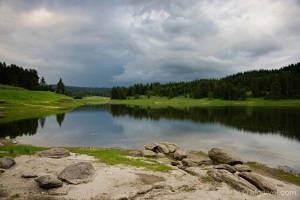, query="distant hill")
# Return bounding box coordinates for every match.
[50,85,111,98]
